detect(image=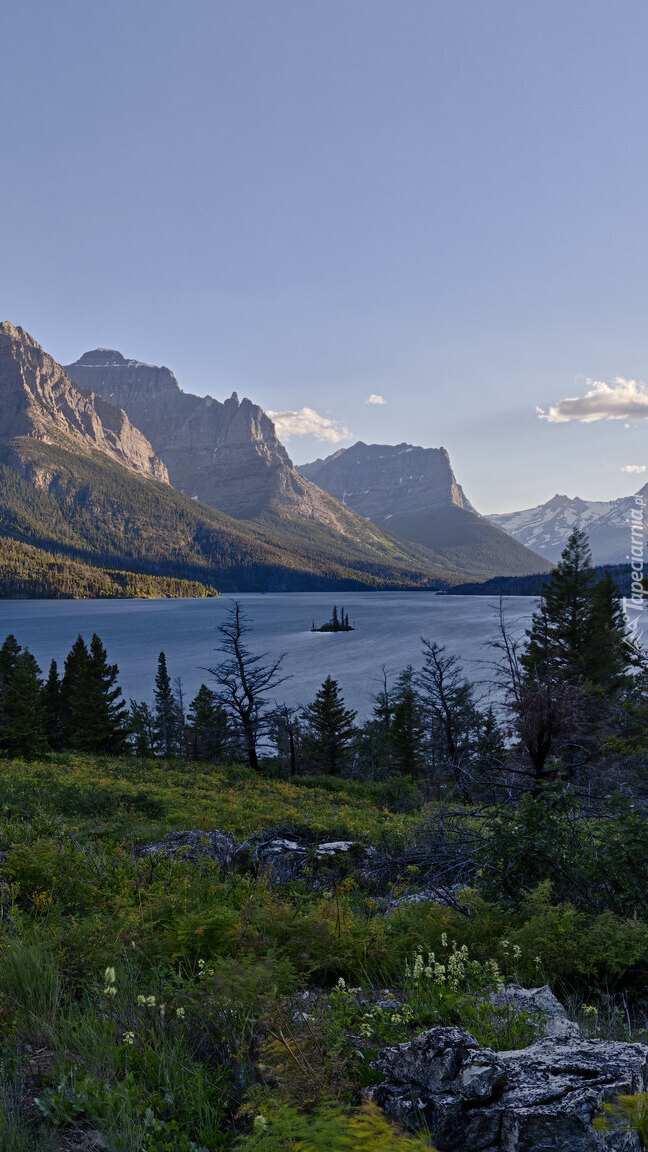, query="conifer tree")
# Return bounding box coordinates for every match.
[391,666,426,776]
[42,659,64,749]
[0,636,47,758]
[302,676,357,775]
[129,700,155,757]
[84,634,128,753]
[475,705,507,772]
[418,641,481,798]
[523,529,595,682]
[187,684,230,762]
[582,571,634,687]
[60,635,92,748]
[153,652,182,757]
